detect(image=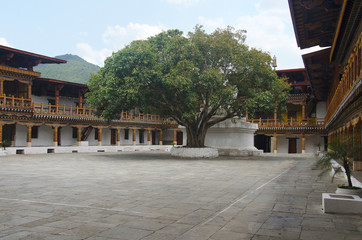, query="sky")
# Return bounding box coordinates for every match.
[0,0,318,69]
